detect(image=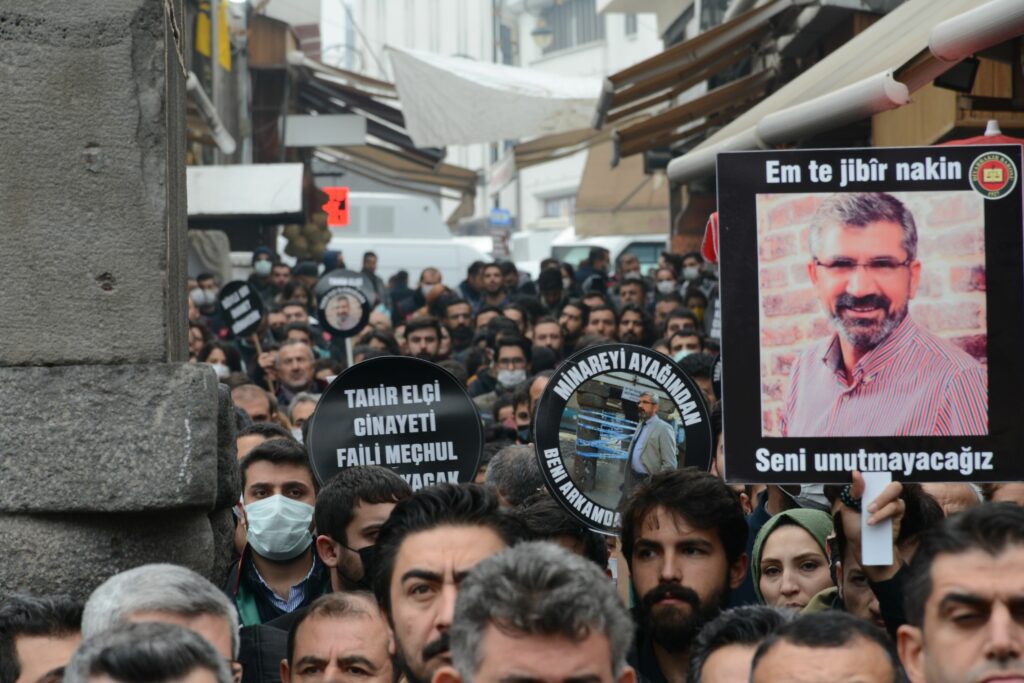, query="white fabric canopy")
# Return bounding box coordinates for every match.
[387,47,602,147]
